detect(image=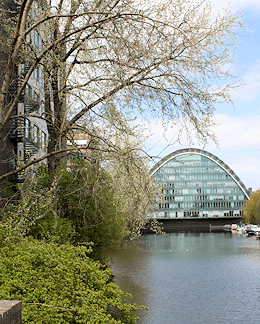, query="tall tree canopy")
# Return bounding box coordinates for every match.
[0,0,246,177]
